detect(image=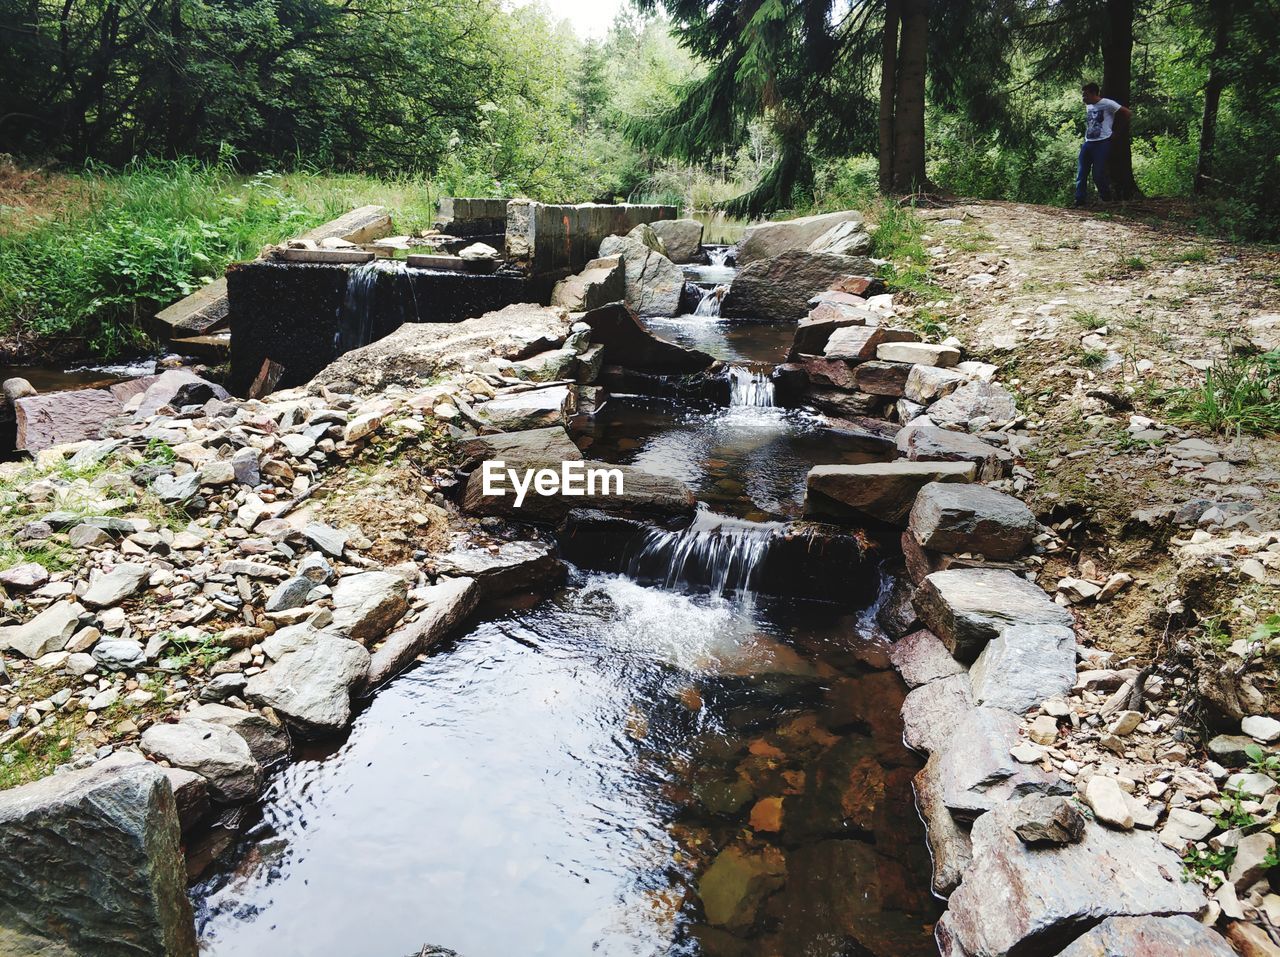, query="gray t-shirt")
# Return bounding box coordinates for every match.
[1085,98,1122,141]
